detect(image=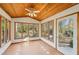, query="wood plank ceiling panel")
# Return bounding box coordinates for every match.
[0,3,17,17]
[37,3,59,20]
[39,3,75,20]
[0,3,77,21]
[30,3,48,19]
[11,3,31,17]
